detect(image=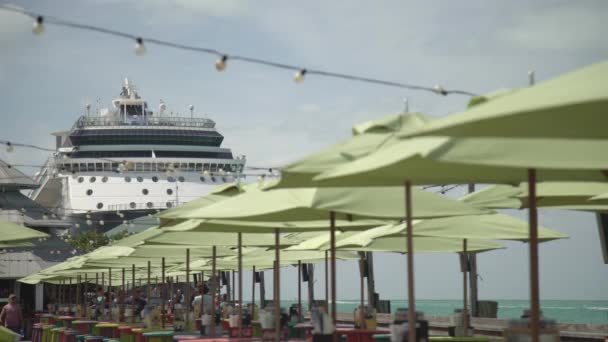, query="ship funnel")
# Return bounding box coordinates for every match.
[159,100,166,116]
